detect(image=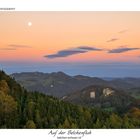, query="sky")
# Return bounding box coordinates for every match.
[0,12,140,77]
